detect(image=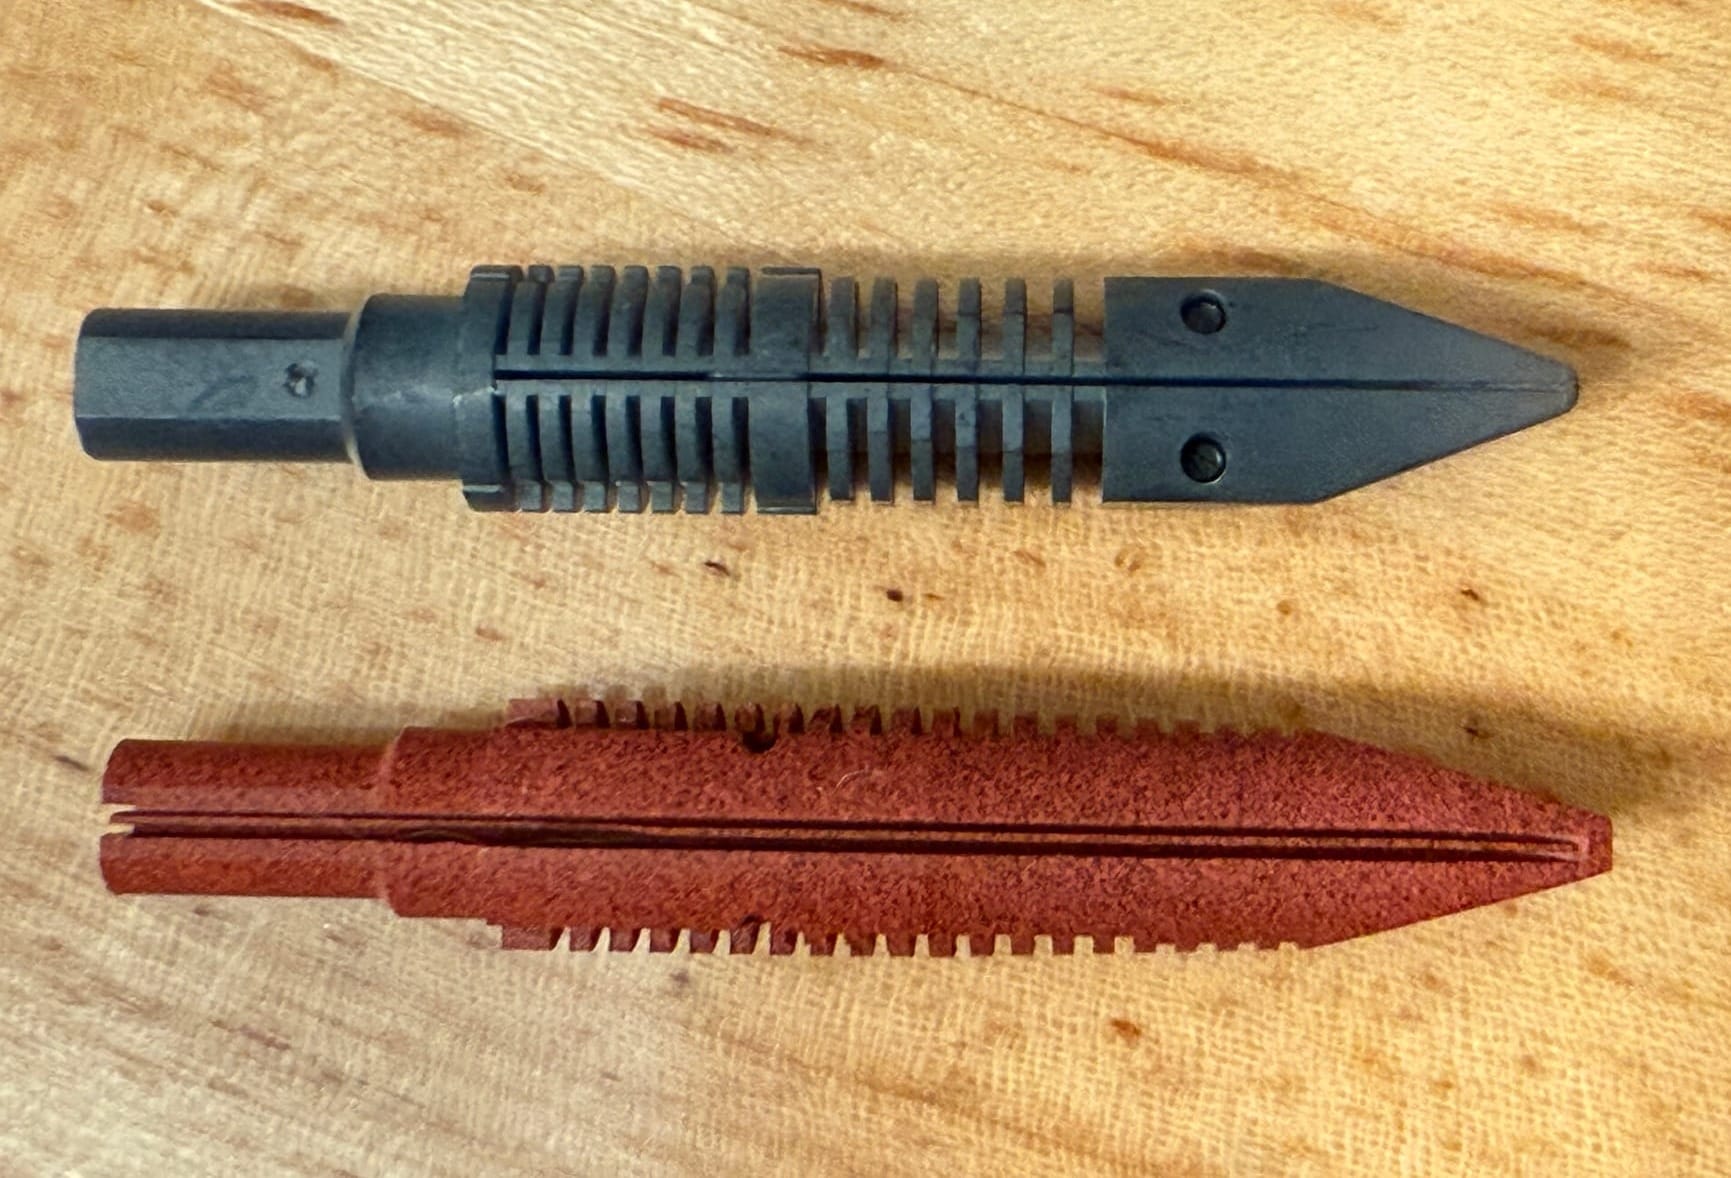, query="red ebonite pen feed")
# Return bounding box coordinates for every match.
[101,699,1610,954]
